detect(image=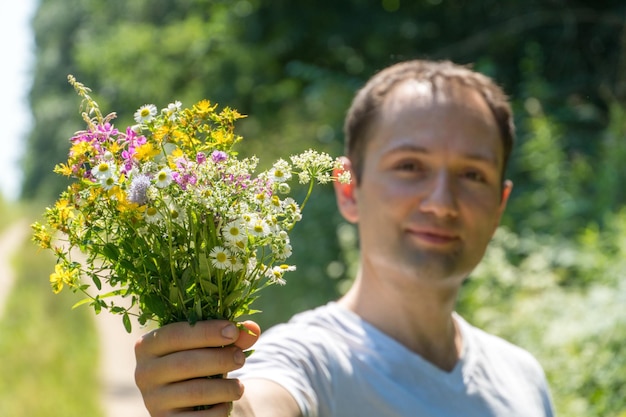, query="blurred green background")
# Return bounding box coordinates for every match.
[2,0,625,416]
